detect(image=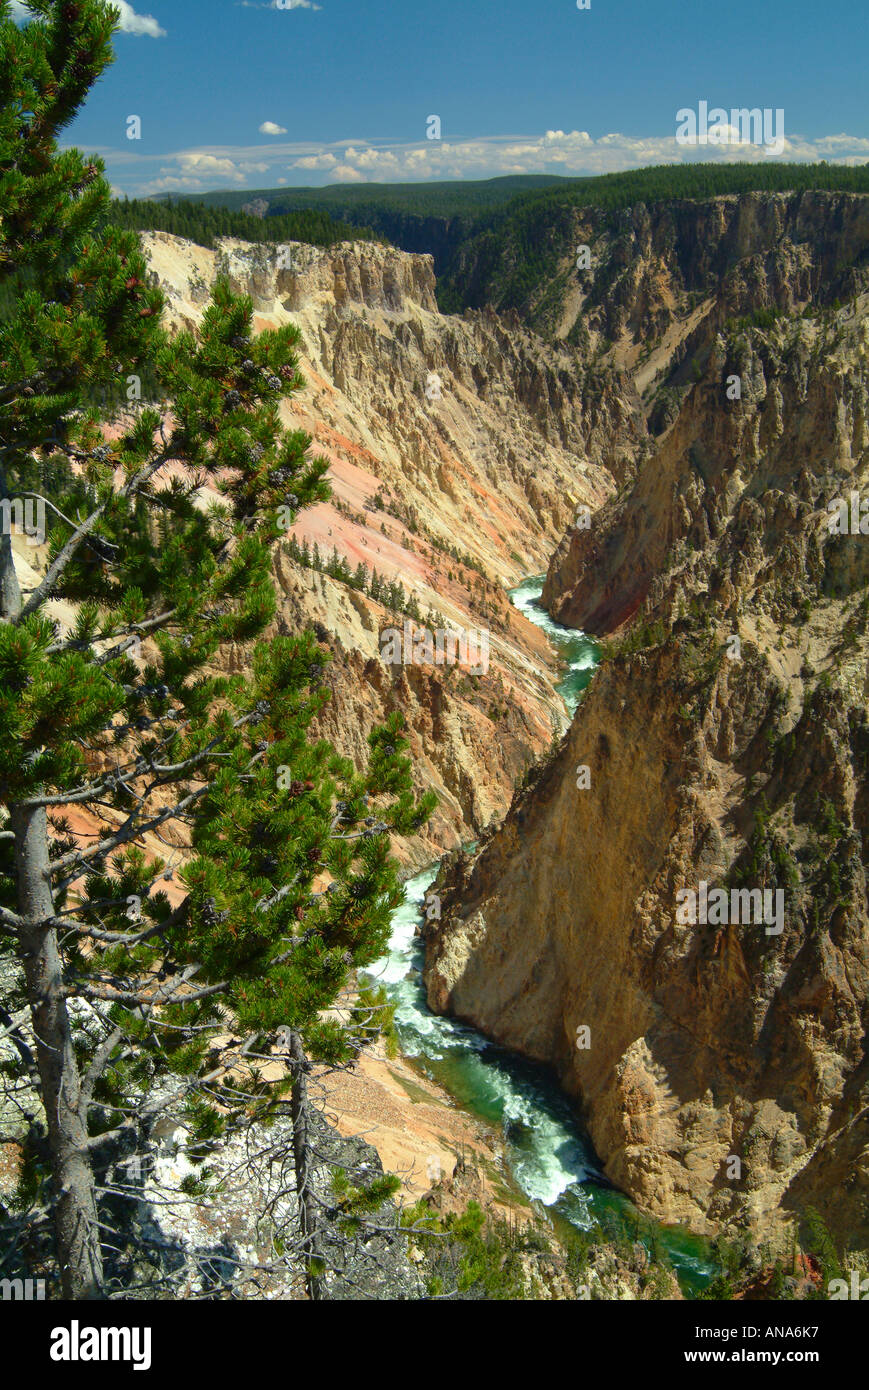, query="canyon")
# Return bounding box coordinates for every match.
[424,191,869,1252]
[143,196,869,1251]
[10,189,867,1286]
[139,229,642,866]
